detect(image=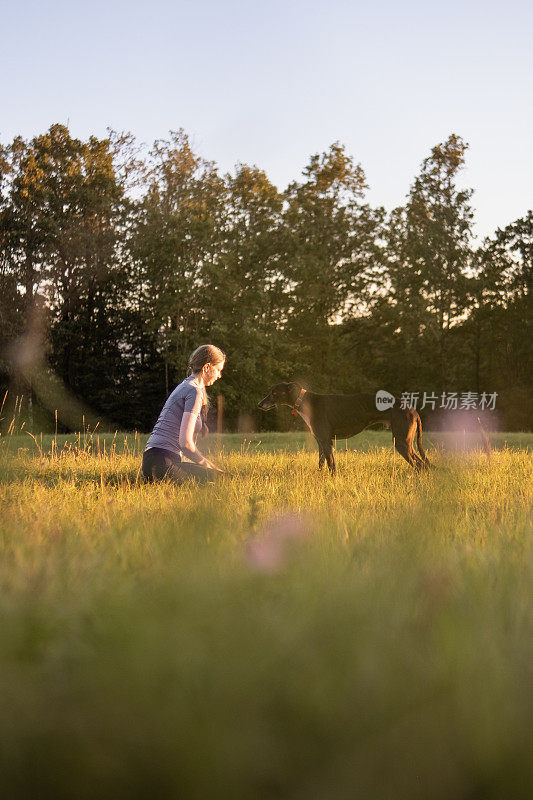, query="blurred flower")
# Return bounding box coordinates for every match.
[245,512,310,573]
[420,567,454,603]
